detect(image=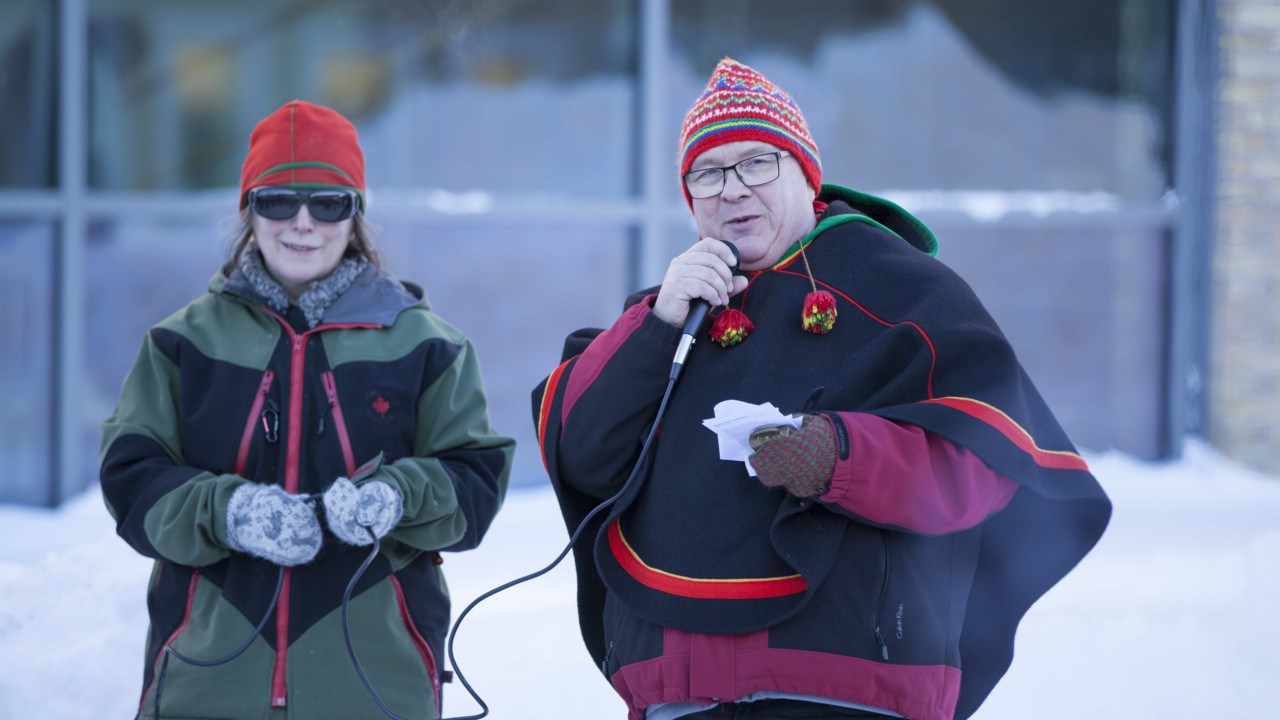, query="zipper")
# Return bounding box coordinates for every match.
[140,571,201,713]
[601,640,616,676]
[260,310,381,707]
[269,331,308,707]
[391,576,442,718]
[321,370,357,477]
[873,530,891,661]
[235,371,275,475]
